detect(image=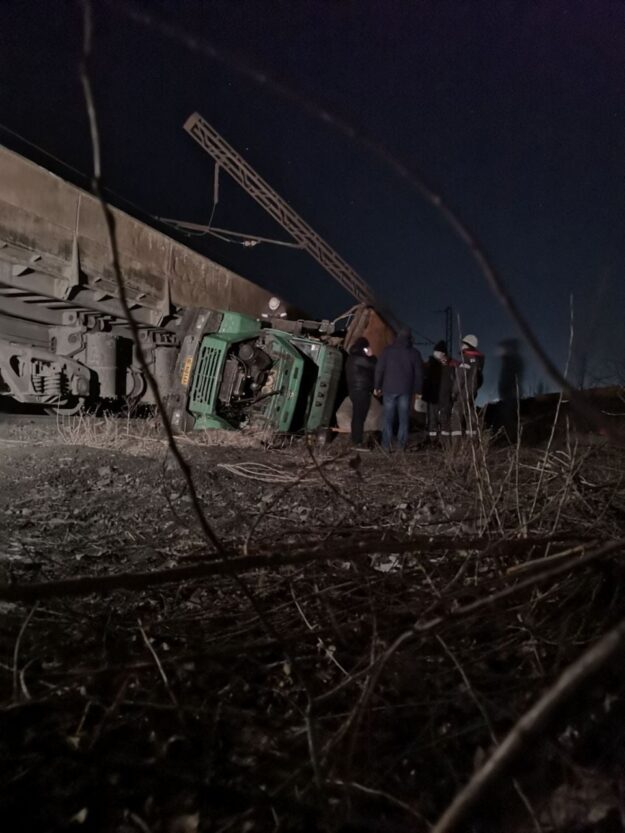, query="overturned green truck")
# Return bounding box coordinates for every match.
[168,309,349,435]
